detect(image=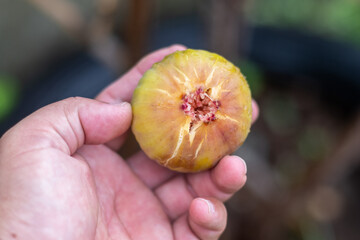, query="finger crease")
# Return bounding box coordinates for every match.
[185,175,199,198]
